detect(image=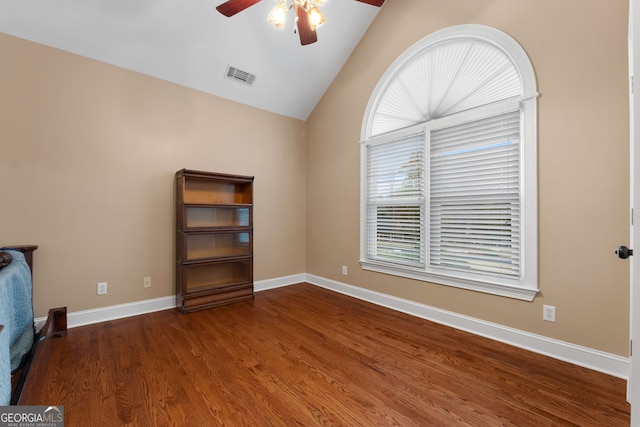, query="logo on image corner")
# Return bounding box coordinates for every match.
[0,405,64,427]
